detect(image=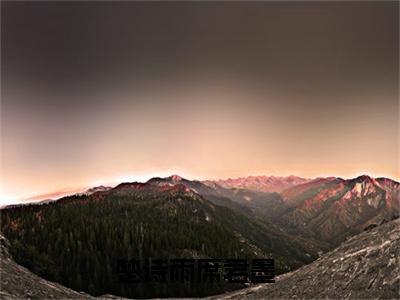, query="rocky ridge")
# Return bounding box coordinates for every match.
[212,218,400,299]
[0,234,91,299]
